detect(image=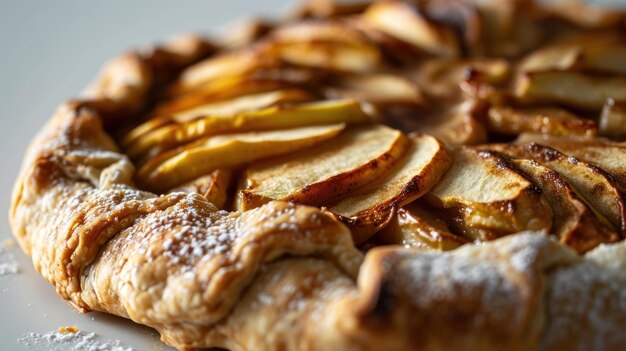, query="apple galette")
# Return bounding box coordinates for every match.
[10,0,626,350]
